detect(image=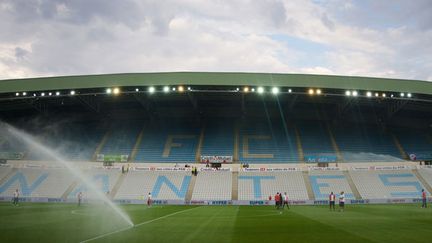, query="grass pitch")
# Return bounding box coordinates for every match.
[0,202,431,242]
